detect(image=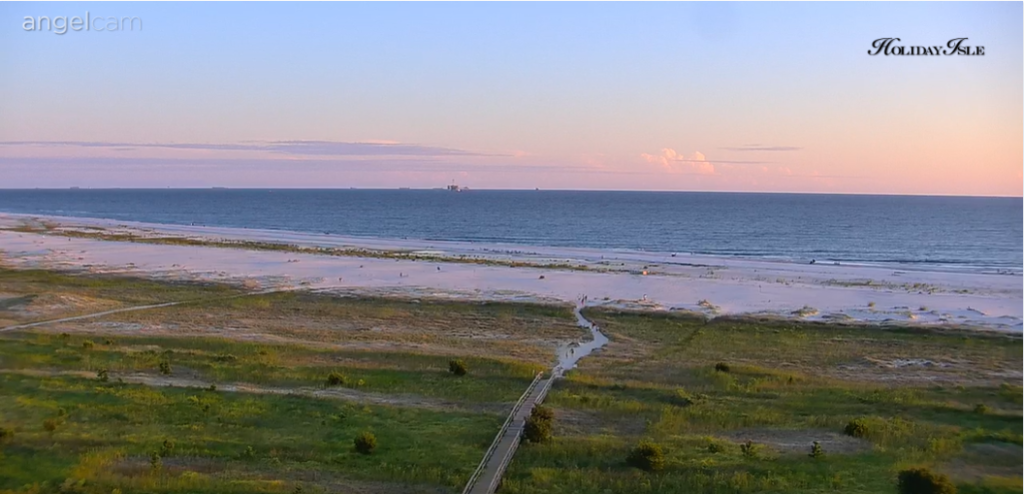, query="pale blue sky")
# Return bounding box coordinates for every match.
[1,2,1021,195]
